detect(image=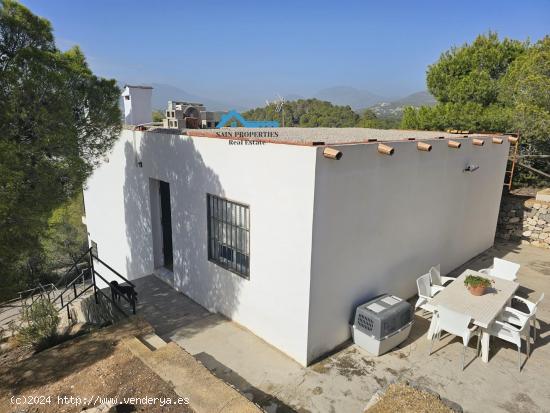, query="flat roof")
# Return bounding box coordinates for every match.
[185,127,505,145]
